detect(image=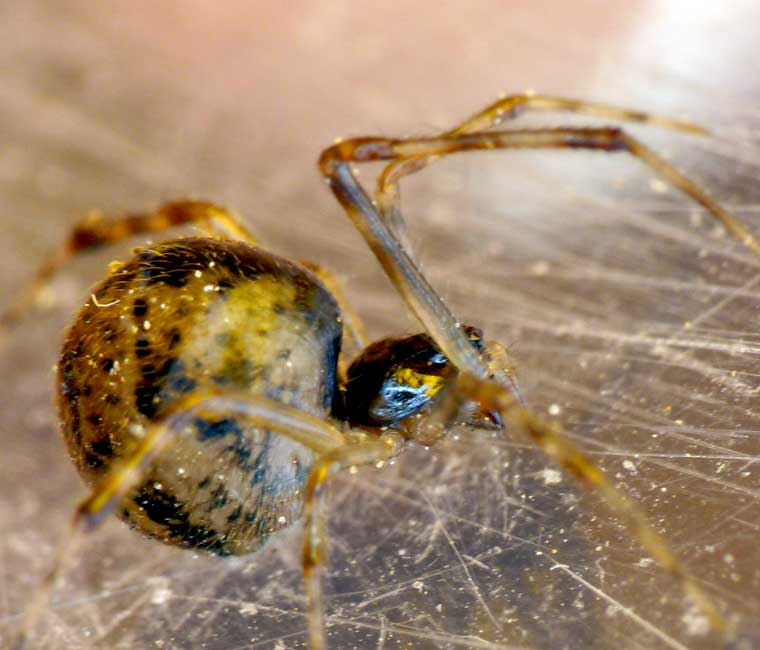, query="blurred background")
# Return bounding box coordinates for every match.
[1,2,760,649]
